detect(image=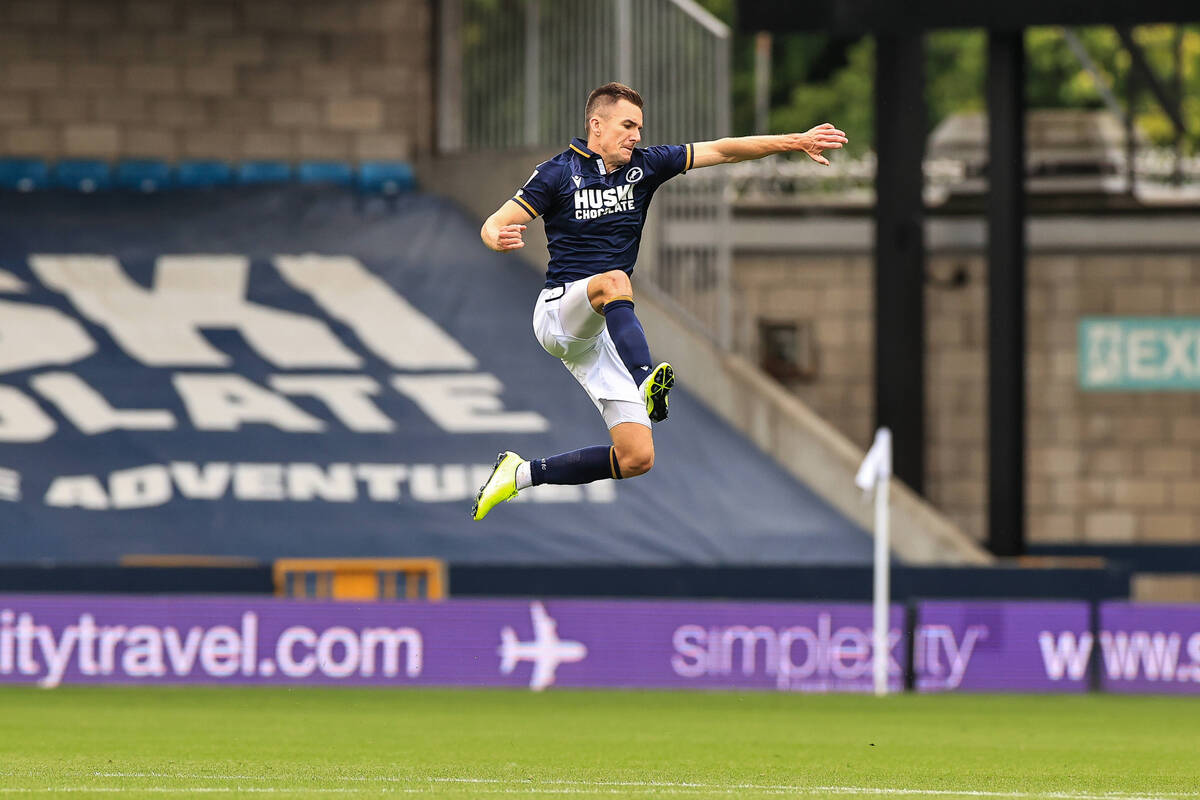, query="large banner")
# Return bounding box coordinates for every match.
[1099,603,1200,694]
[0,187,869,565]
[914,601,1092,692]
[0,594,905,692]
